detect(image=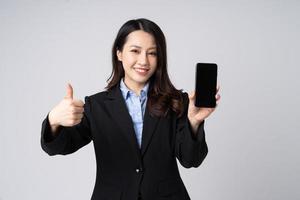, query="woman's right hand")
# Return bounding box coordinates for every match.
[48,83,84,134]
